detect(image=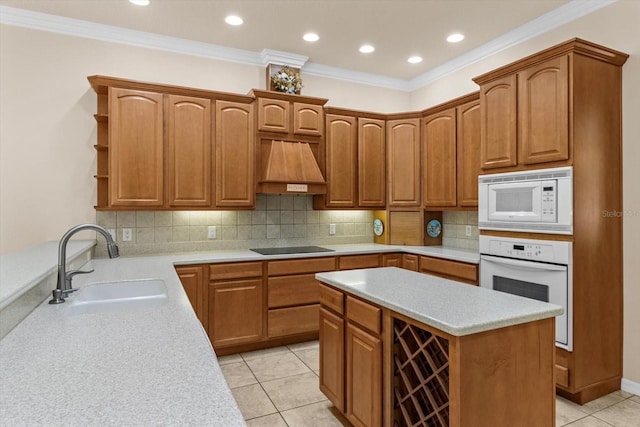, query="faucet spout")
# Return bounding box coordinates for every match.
[49,224,120,304]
